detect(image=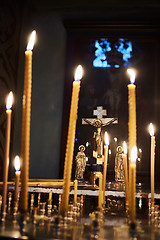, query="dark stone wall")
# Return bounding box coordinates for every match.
[12,8,66,179]
[0,0,23,179]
